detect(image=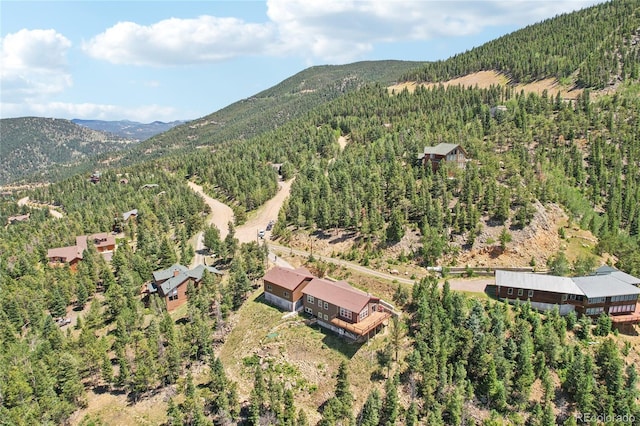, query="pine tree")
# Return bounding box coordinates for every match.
[380,374,399,426]
[358,389,381,426]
